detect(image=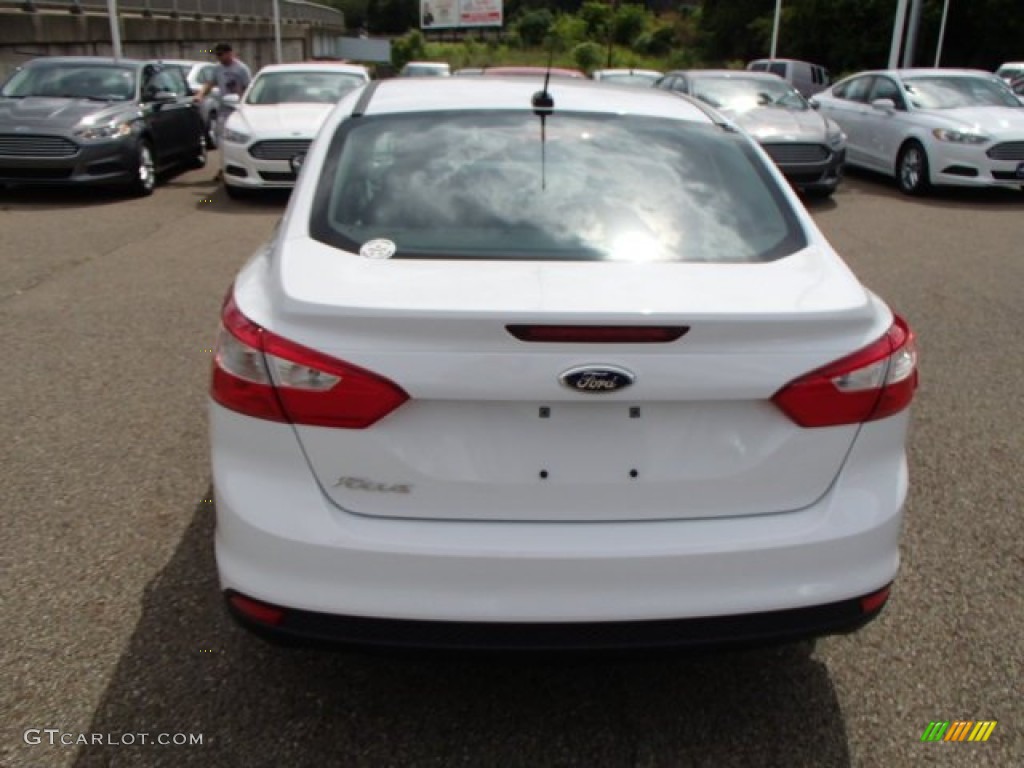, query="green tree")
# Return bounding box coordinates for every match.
[516,9,555,47]
[612,3,650,46]
[572,41,604,72]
